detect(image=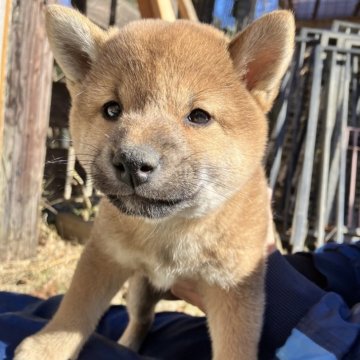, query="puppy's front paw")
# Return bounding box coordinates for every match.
[14,333,78,360]
[15,336,54,360]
